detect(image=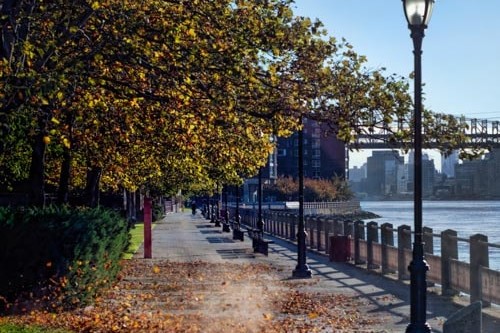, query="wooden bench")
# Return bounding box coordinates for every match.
[232,226,245,241]
[222,220,231,233]
[247,228,273,256]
